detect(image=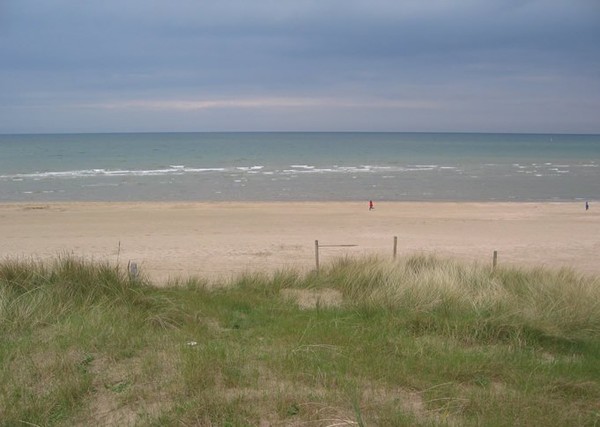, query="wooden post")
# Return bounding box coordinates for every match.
[393,236,398,259]
[315,240,320,272]
[493,250,498,269]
